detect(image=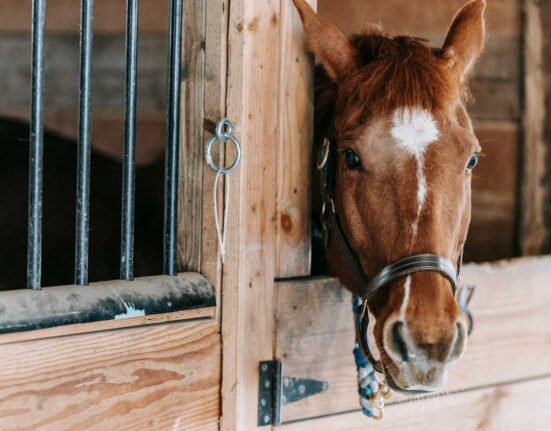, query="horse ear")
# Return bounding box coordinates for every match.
[442,0,486,80]
[293,0,356,80]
